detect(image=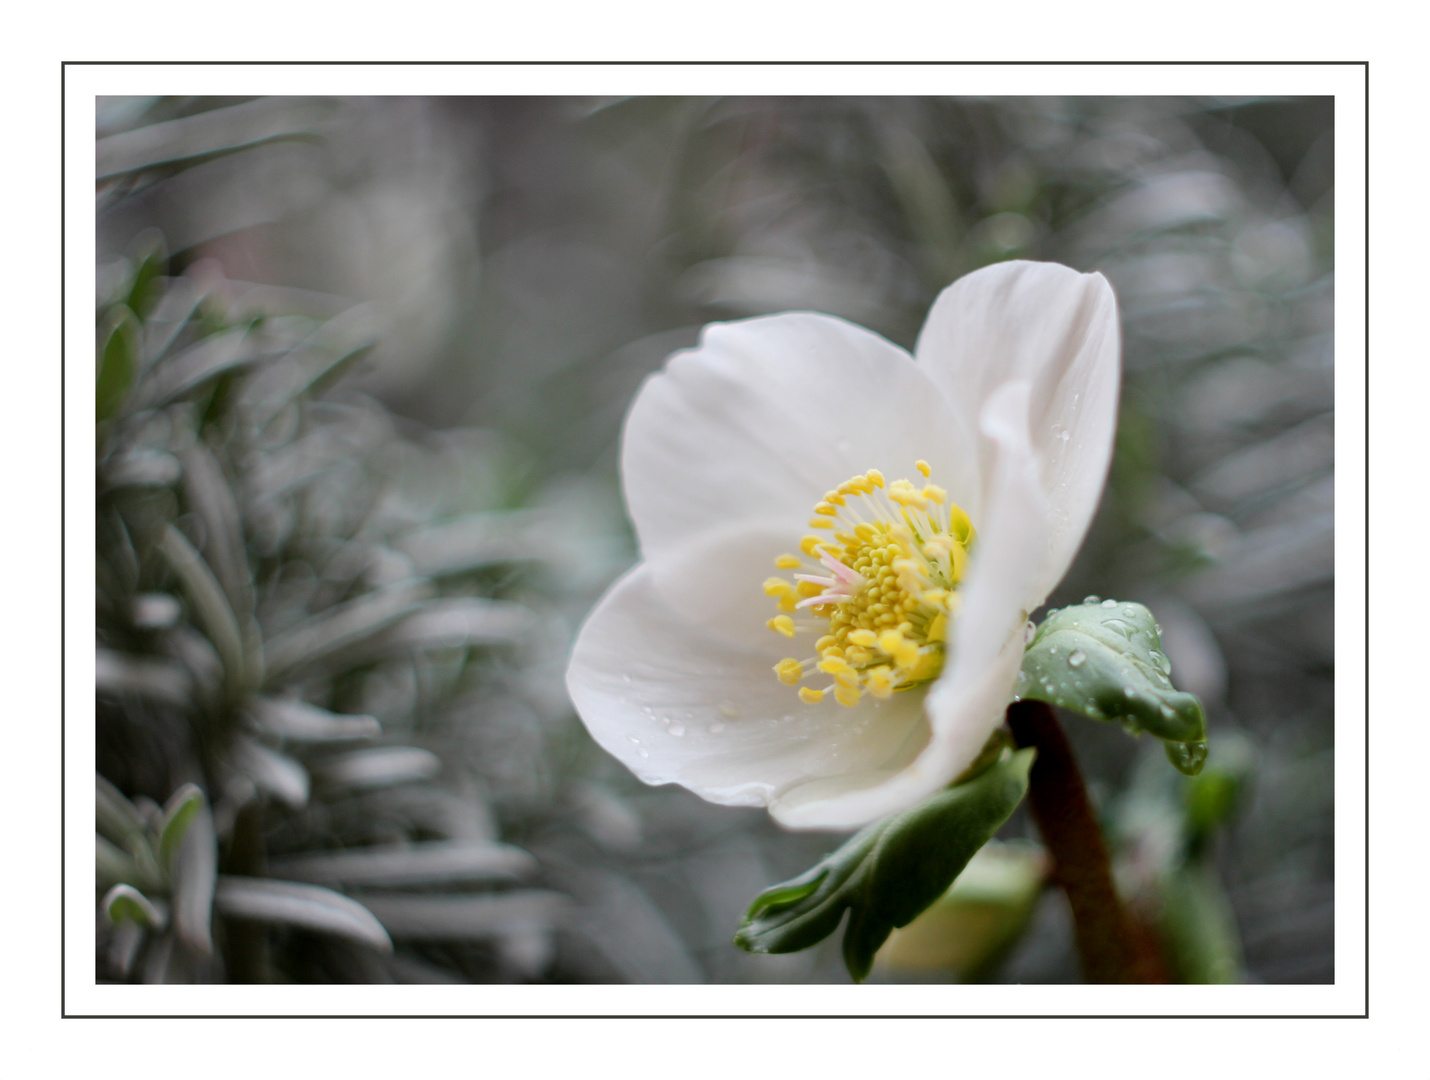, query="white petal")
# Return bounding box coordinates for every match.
[566,563,930,812]
[915,261,1120,602]
[621,313,980,562]
[772,382,1048,828]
